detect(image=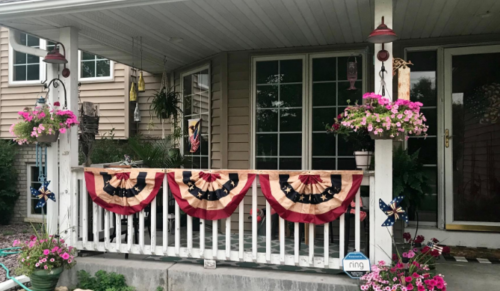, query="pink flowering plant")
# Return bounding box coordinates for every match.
[332,93,429,140]
[13,230,77,276]
[9,101,79,145]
